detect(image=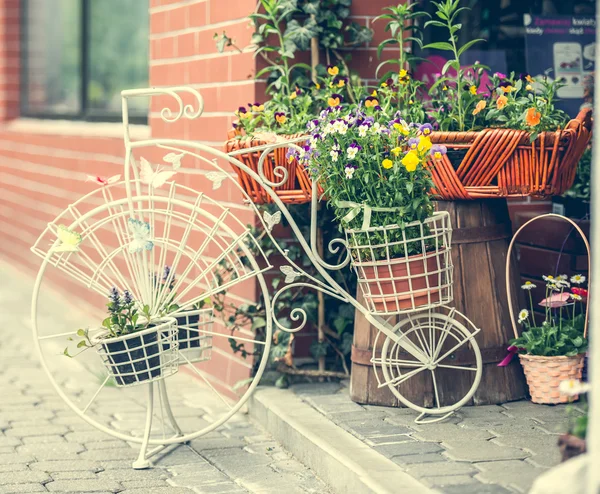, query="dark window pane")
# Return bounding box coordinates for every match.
[88,0,149,114]
[24,0,81,115]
